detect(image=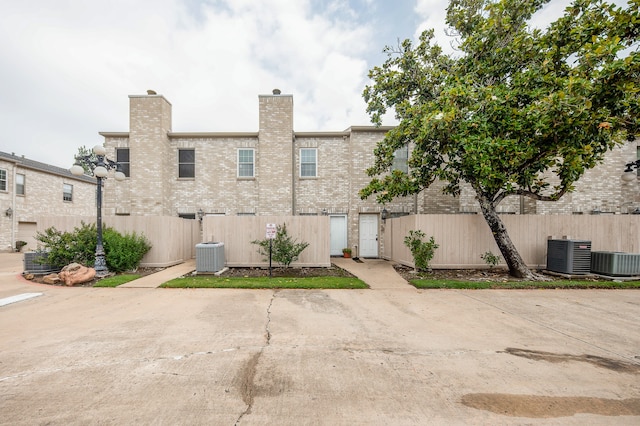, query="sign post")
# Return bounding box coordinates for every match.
[266,223,277,278]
